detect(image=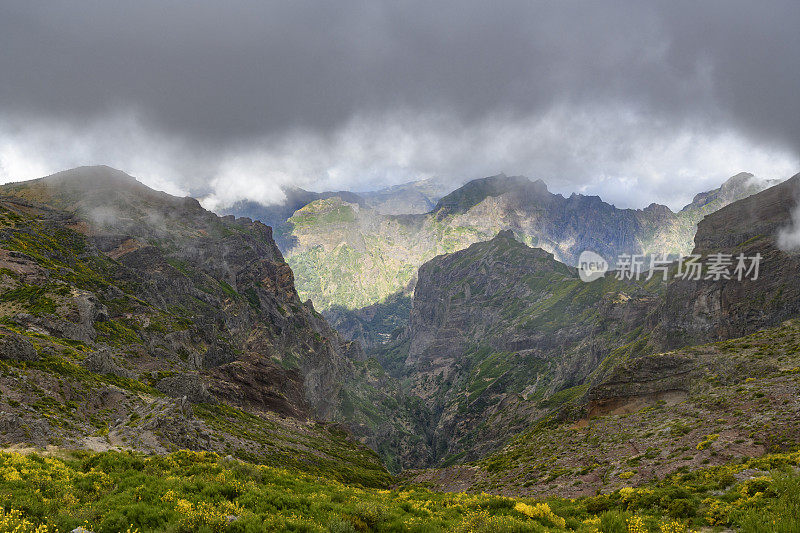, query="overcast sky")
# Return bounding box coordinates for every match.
[0,0,798,210]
